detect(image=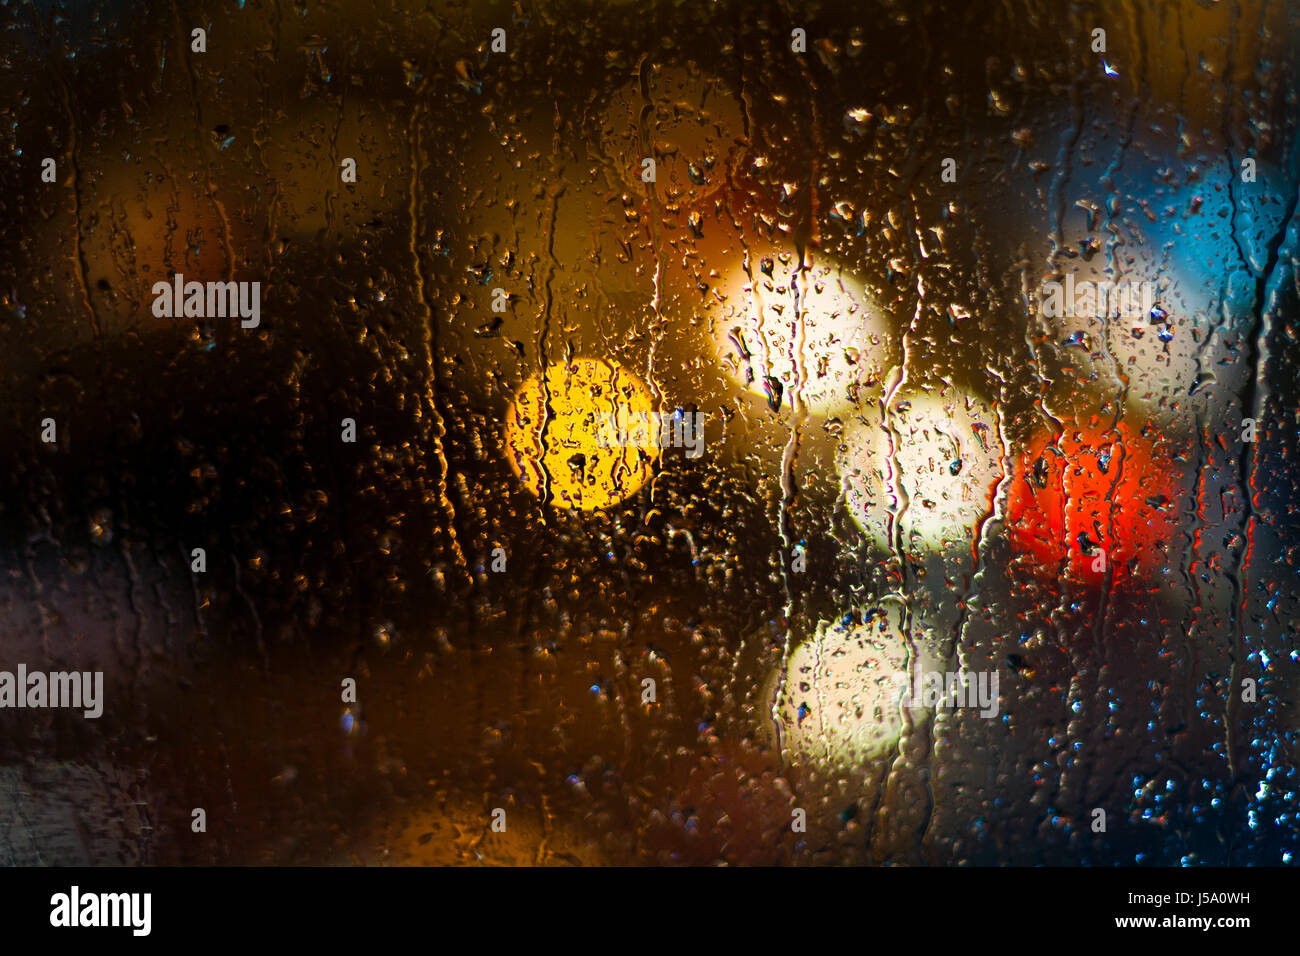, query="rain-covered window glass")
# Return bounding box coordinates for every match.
[1,0,1298,869]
